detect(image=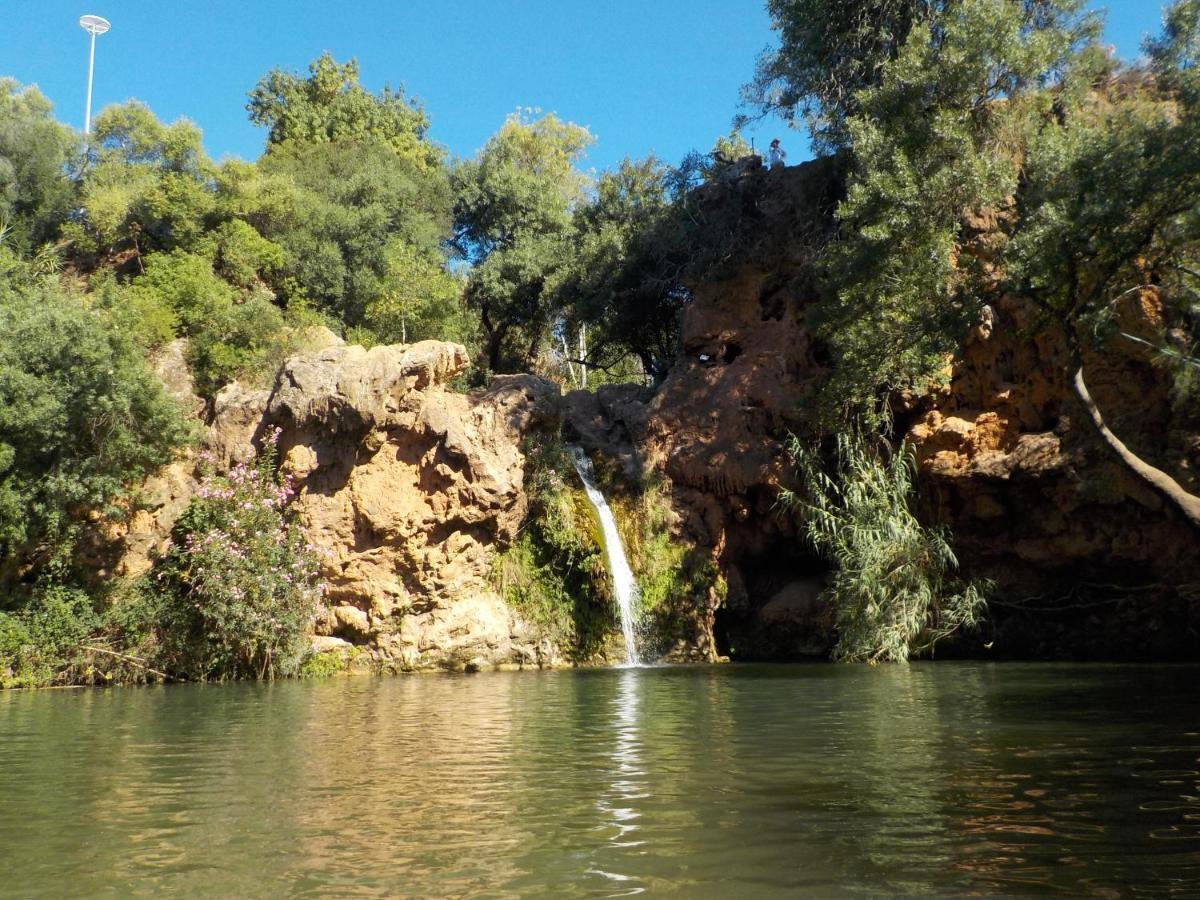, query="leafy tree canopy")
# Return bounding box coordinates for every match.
[65,101,218,261]
[0,272,191,572]
[255,136,454,326]
[0,79,77,251]
[452,111,593,372]
[248,52,441,170]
